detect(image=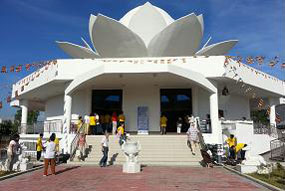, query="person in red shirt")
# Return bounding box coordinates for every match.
[112,112,118,135]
